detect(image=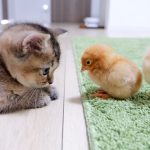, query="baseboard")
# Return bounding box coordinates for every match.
[106,27,150,37]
